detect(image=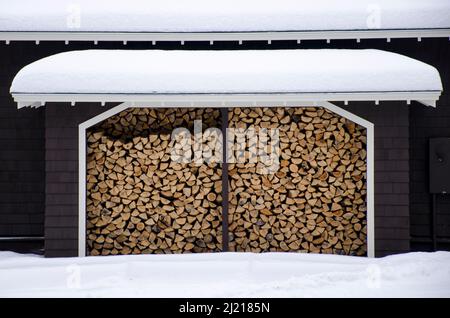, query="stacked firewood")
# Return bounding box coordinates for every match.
[86,106,368,257]
[228,107,367,256]
[86,108,223,255]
